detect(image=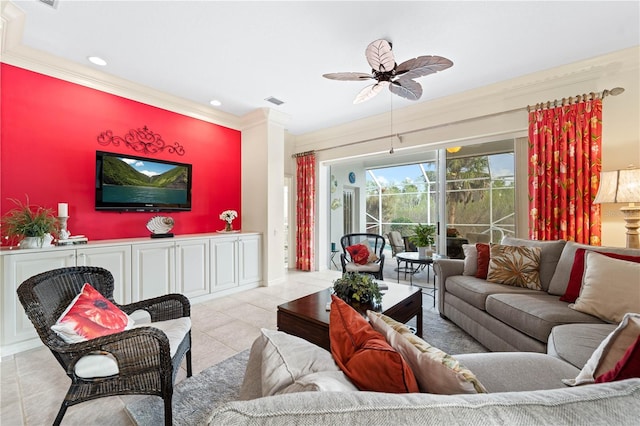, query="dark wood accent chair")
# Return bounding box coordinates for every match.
[17,266,192,426]
[340,233,386,280]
